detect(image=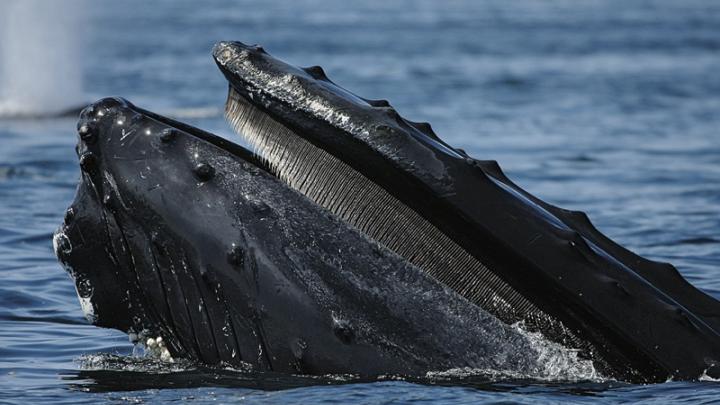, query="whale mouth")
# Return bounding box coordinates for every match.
[220,84,569,334]
[210,40,720,382]
[213,41,587,358]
